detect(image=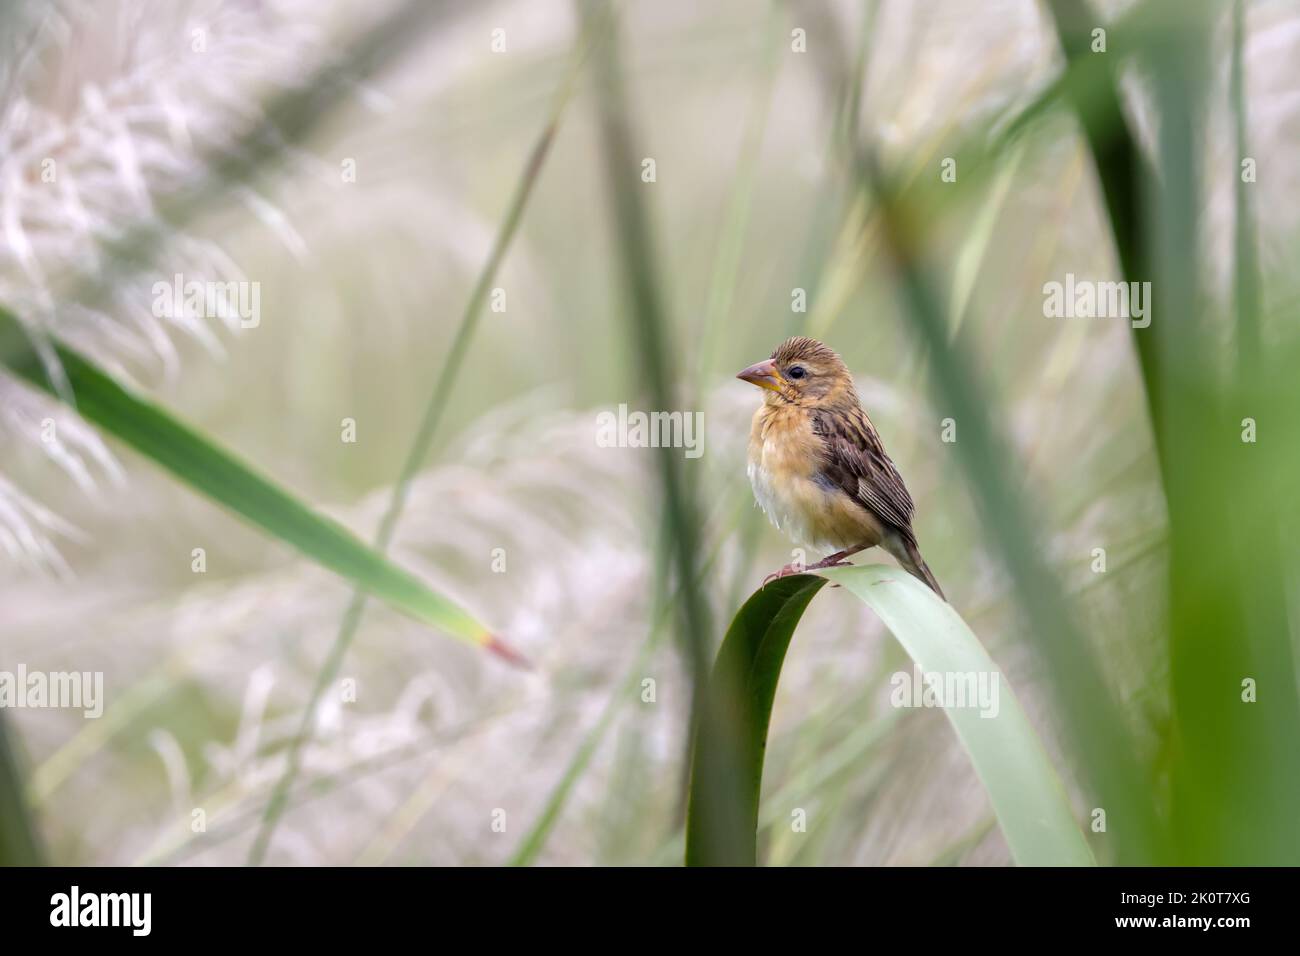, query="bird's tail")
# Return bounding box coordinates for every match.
[888,534,946,602]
